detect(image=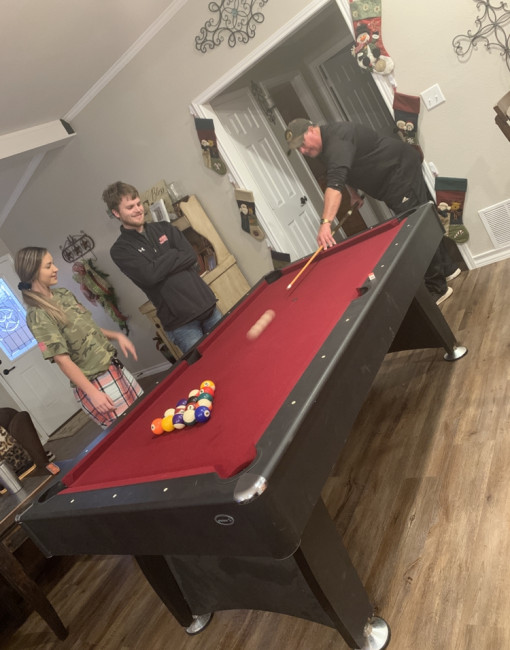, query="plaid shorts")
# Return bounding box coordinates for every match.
[73,362,143,428]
